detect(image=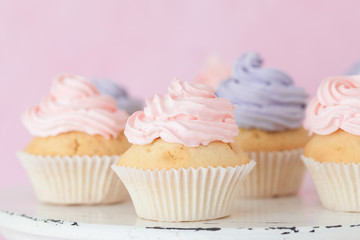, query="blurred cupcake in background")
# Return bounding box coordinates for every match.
[194,55,231,89]
[302,75,360,212]
[216,51,309,198]
[19,74,131,205]
[113,79,255,222]
[92,78,143,114]
[346,61,360,75]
